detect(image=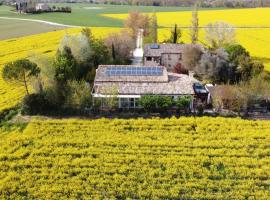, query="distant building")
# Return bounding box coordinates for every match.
[35,3,50,12]
[92,65,199,109]
[144,43,203,72]
[144,44,185,71]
